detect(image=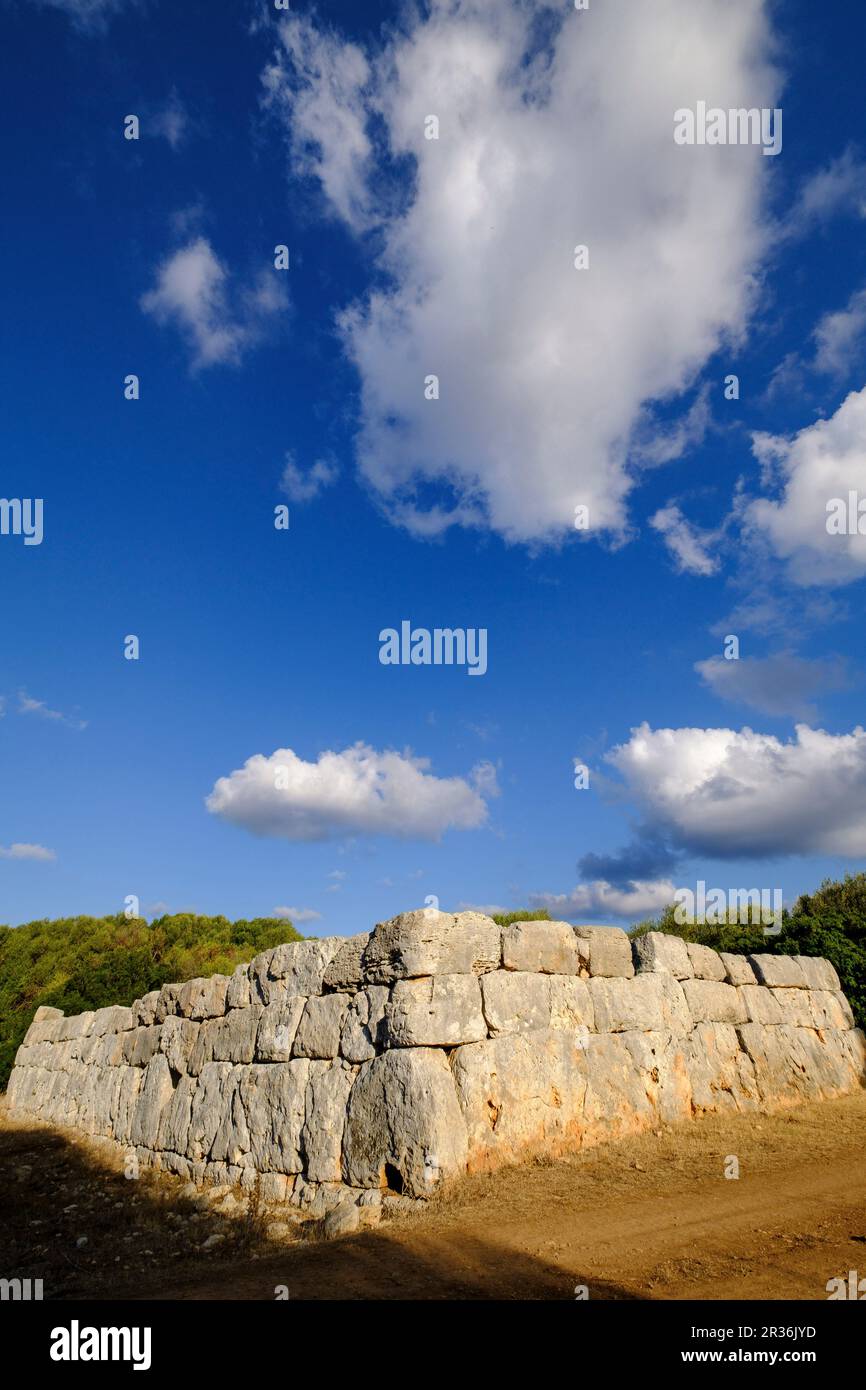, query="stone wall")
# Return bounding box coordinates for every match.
[7,912,865,1219]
